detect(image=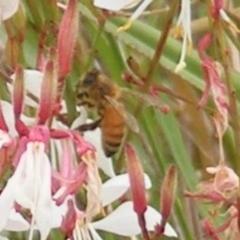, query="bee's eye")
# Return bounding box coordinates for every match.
[83,72,96,86]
